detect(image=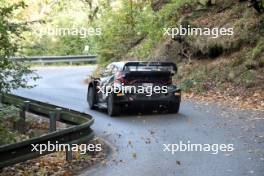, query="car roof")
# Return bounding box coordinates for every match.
[111,61,154,68]
[111,62,126,69]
